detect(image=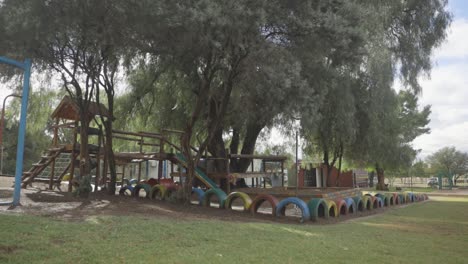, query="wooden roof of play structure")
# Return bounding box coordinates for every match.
[51,96,111,121]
